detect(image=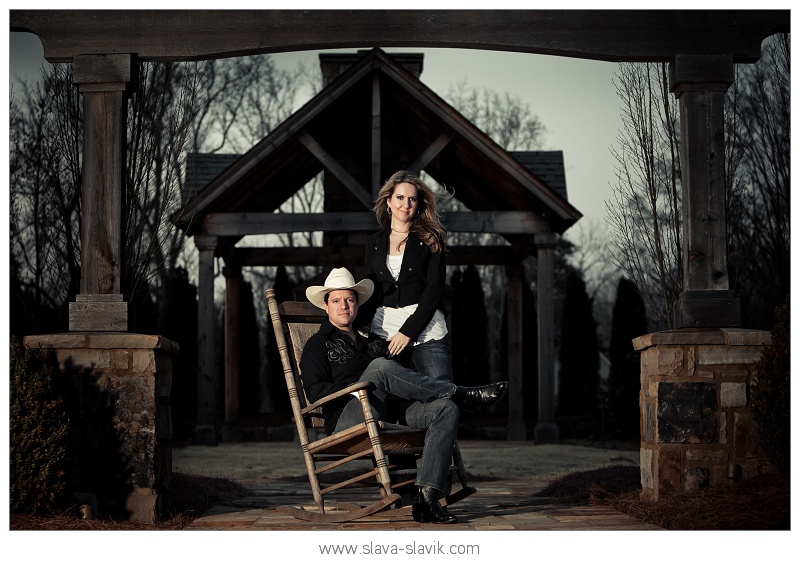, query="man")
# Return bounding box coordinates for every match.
[300,267,507,524]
